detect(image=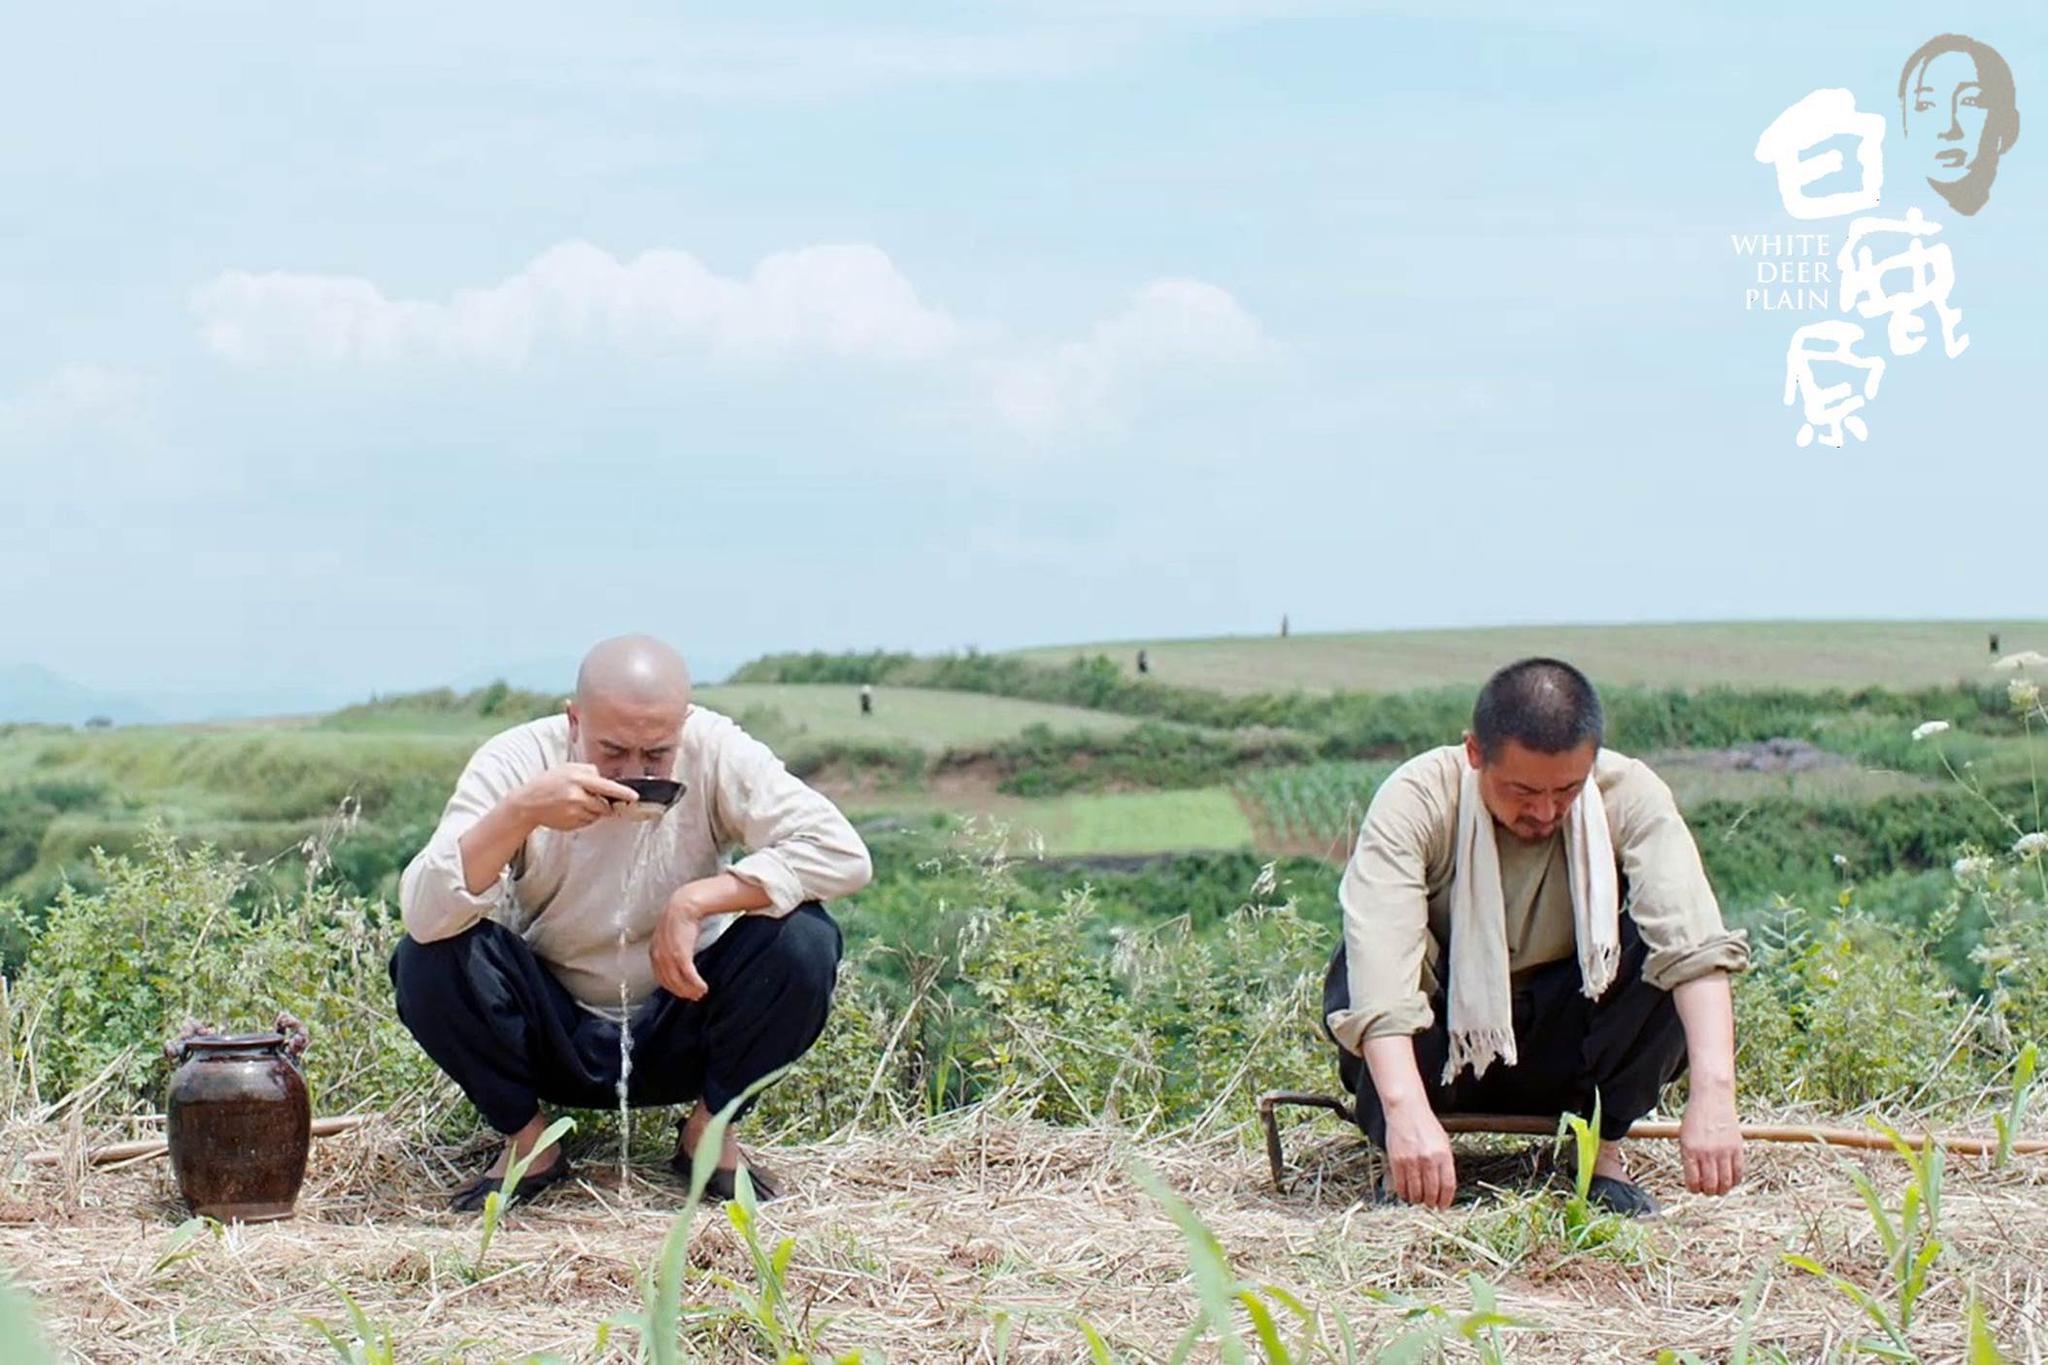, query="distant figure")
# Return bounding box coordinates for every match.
[860,683,874,716]
[1280,614,1290,638]
[1136,649,1150,676]
[1990,632,2001,655]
